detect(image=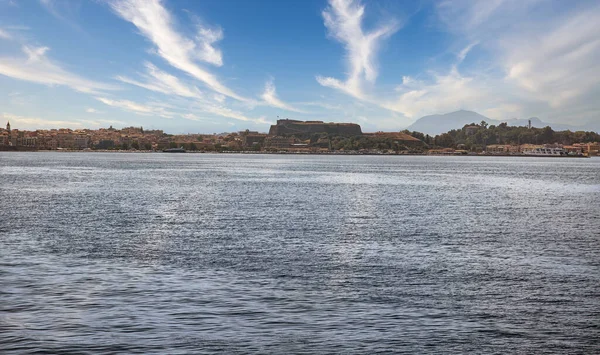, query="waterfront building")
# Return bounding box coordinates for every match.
[264,136,296,149]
